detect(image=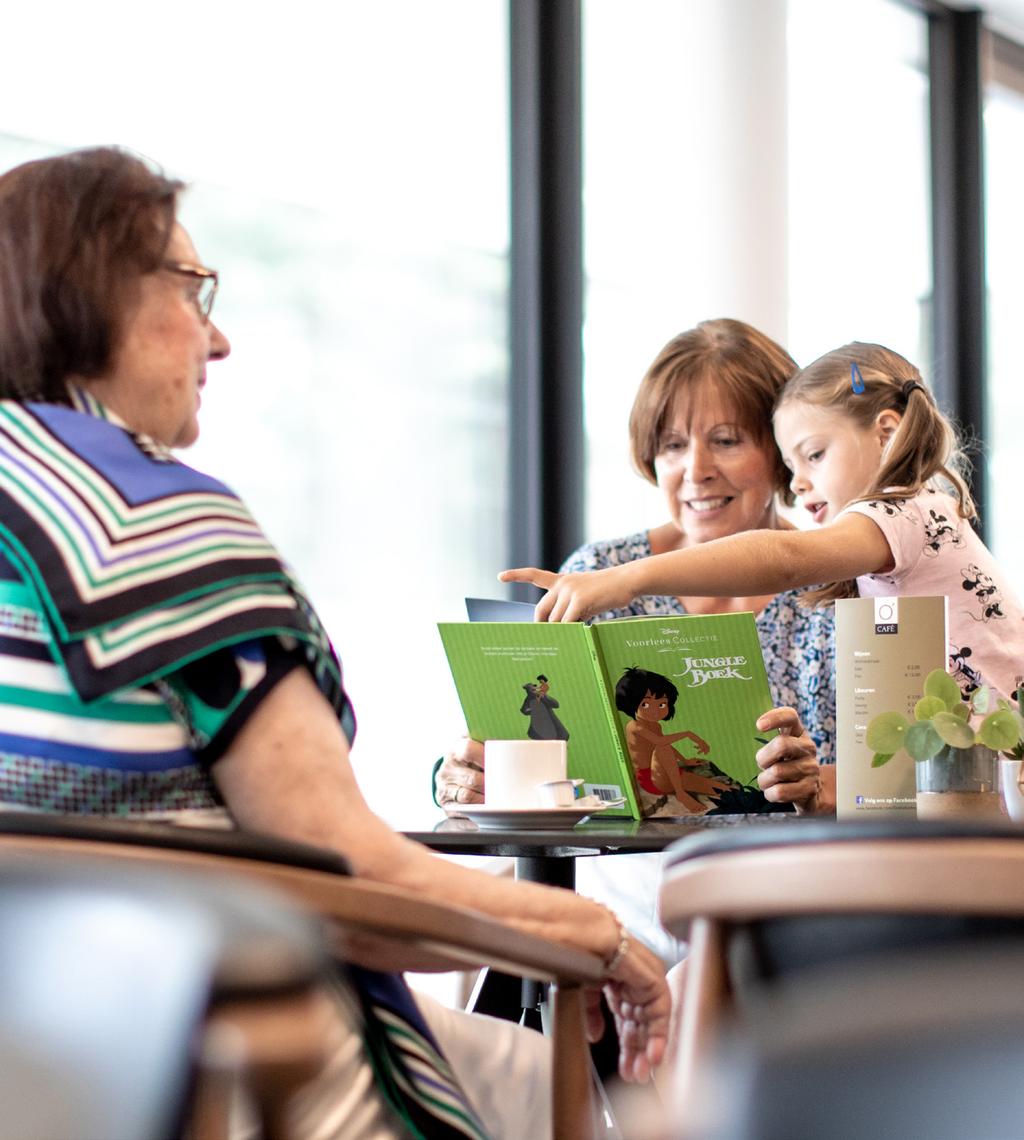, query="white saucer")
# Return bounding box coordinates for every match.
[445,803,611,830]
